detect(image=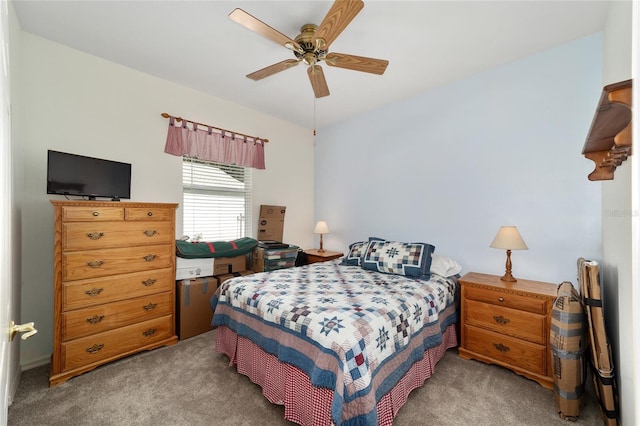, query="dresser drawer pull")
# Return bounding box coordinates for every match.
[92,211,99,217]
[143,254,157,262]
[143,303,157,311]
[147,211,153,217]
[142,278,157,287]
[87,260,104,268]
[142,328,157,337]
[493,315,510,325]
[143,230,157,237]
[86,343,104,354]
[86,315,105,325]
[86,232,104,240]
[493,343,510,353]
[85,288,104,296]
[498,297,505,302]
